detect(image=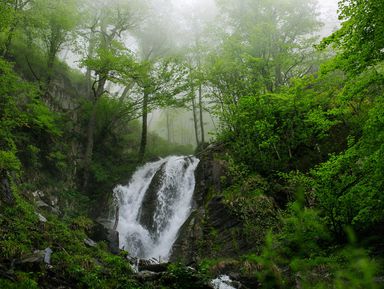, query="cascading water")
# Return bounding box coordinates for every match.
[113,156,199,261]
